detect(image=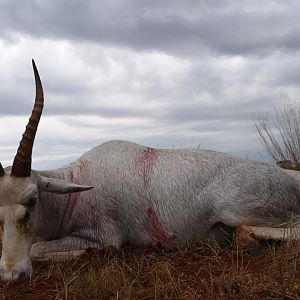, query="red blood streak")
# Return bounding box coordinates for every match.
[68,193,78,208]
[67,167,74,183]
[66,160,91,208]
[135,147,158,189]
[145,207,170,245]
[78,160,91,179]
